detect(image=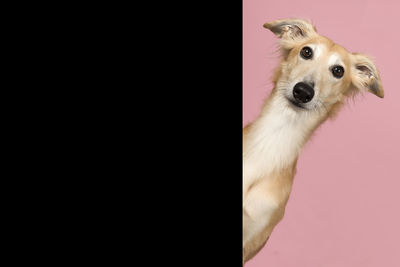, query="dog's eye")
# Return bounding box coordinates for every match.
[331,65,344,78]
[300,46,313,59]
